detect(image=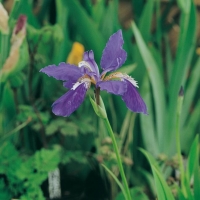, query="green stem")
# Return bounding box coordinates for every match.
[0,34,9,68]
[95,87,100,105]
[103,117,132,200]
[176,92,187,197]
